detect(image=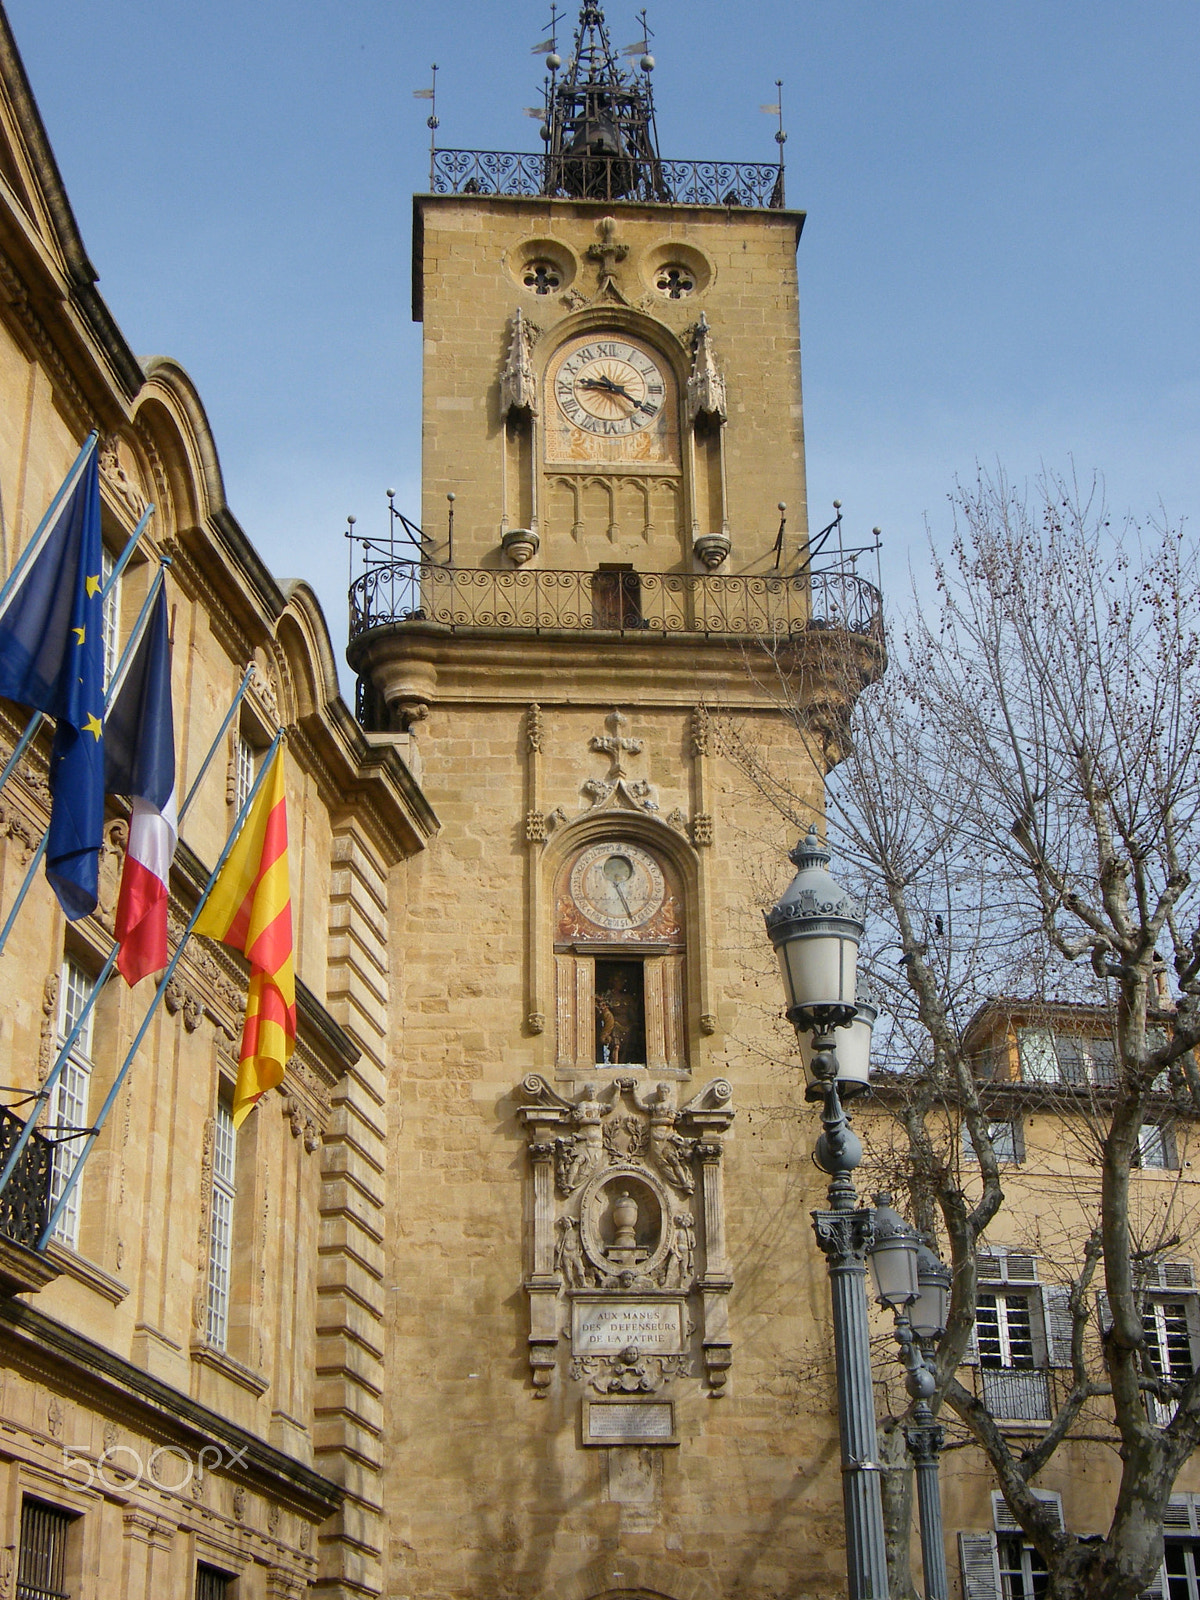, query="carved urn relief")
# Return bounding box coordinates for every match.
[518,1074,734,1421]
